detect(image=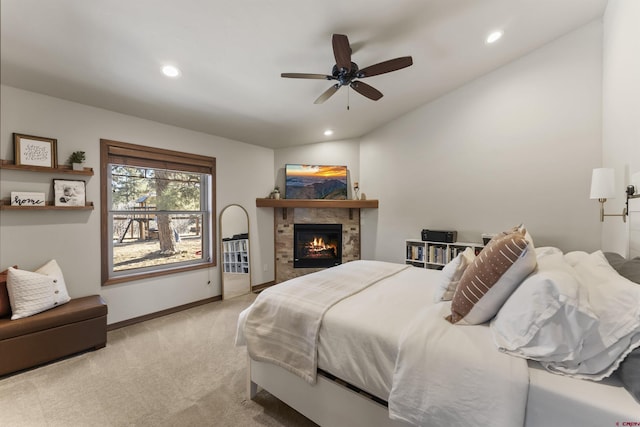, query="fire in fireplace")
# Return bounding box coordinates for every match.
[293,224,342,268]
